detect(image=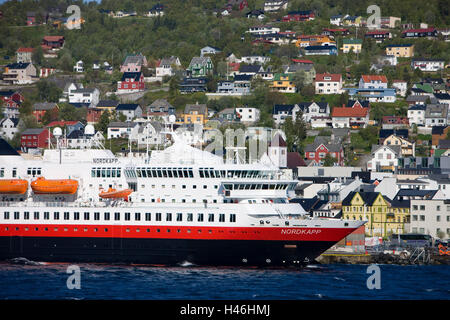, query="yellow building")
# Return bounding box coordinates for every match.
[342,191,410,238]
[270,74,296,93]
[383,134,415,157]
[341,39,362,53]
[295,35,335,47]
[385,44,414,58]
[183,103,208,124]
